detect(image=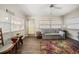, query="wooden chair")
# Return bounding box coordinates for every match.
[0,28,4,46]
